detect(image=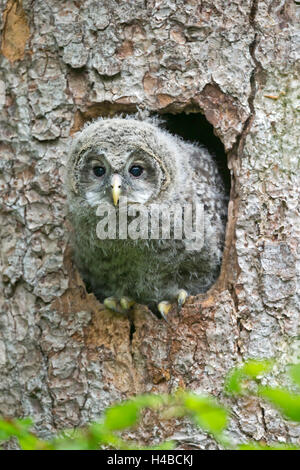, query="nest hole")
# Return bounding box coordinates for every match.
[160,112,230,194]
